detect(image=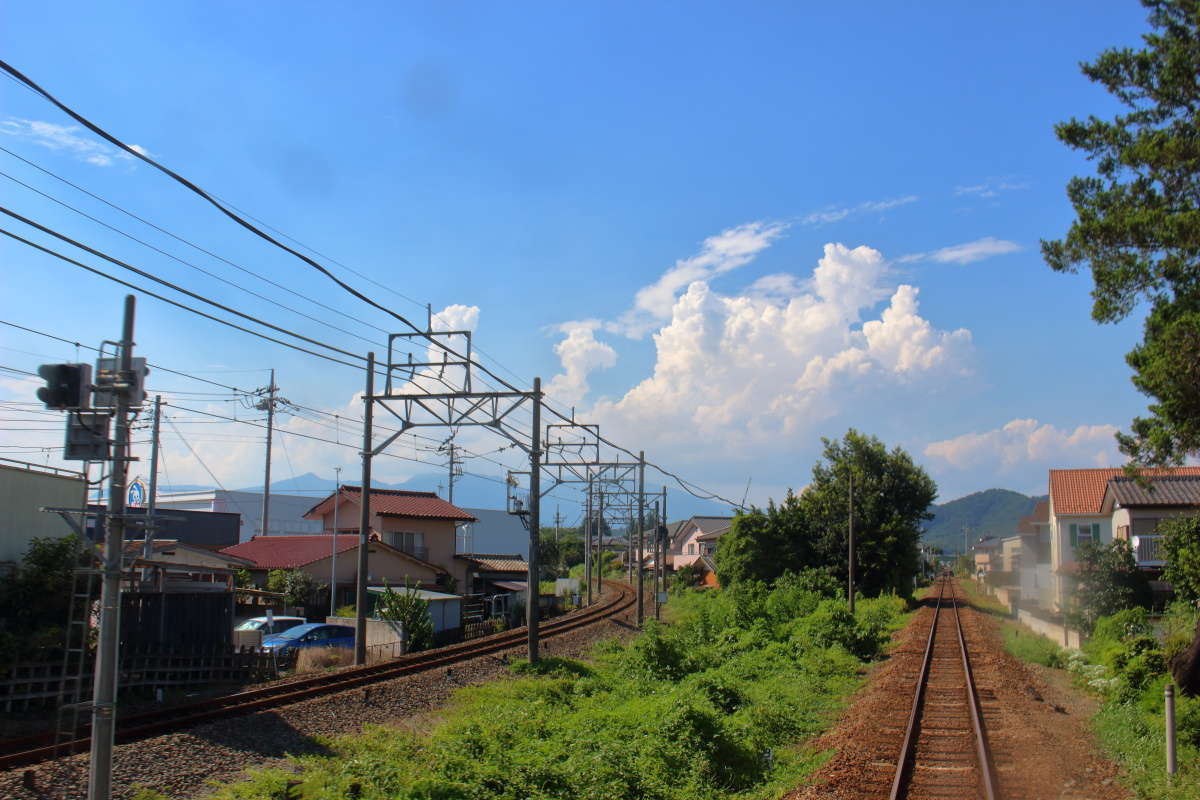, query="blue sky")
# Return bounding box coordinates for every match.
[0,1,1158,518]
